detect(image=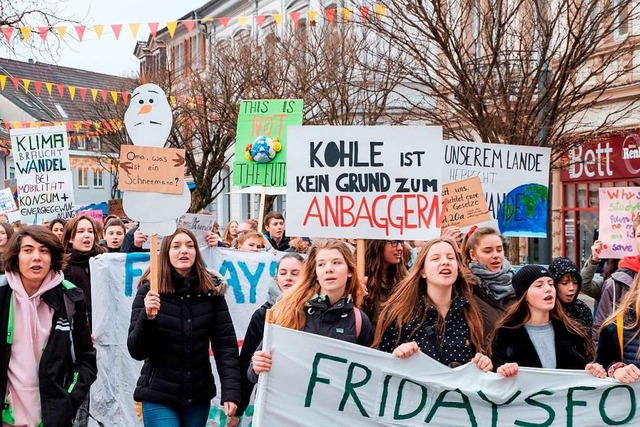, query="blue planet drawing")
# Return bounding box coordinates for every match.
[497,183,548,237]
